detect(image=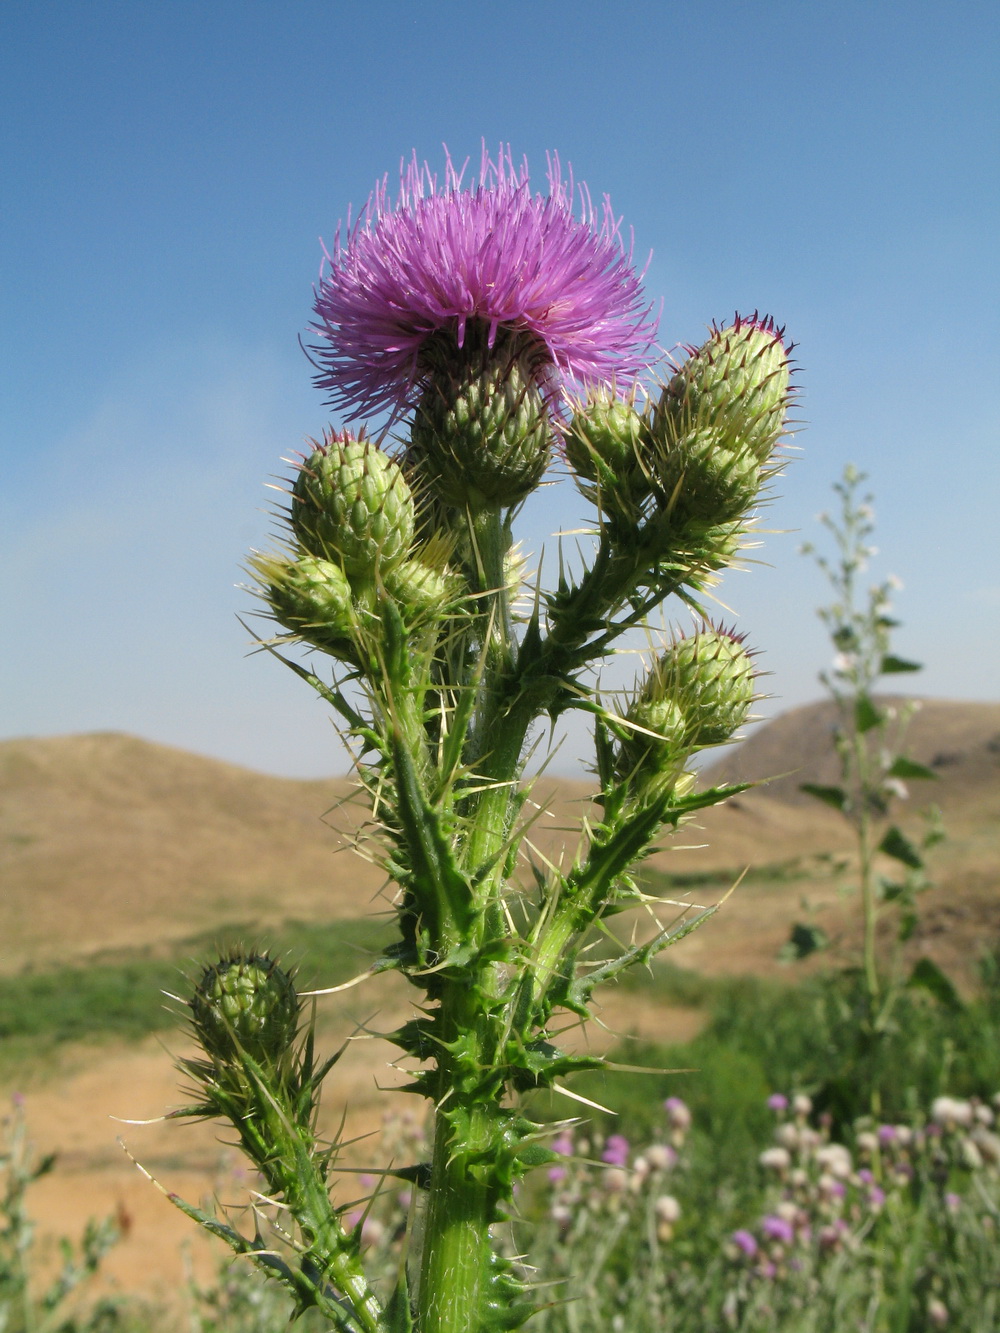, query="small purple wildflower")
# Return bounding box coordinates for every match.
[868,1186,886,1209]
[310,145,657,420]
[731,1228,758,1258]
[547,1165,568,1183]
[857,1168,874,1184]
[761,1215,795,1245]
[551,1132,575,1156]
[602,1134,630,1166]
[664,1097,692,1130]
[877,1124,898,1144]
[767,1093,789,1113]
